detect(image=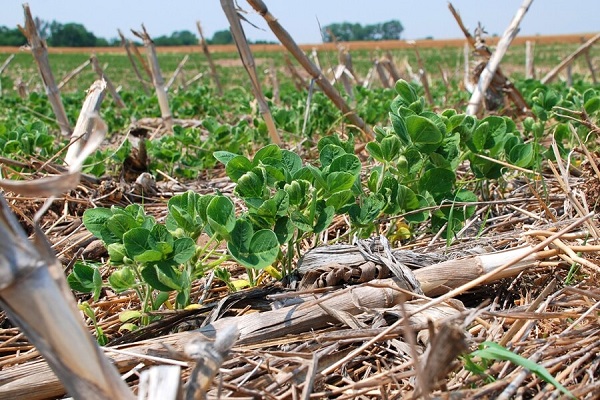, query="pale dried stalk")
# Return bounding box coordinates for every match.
[19,4,71,136]
[267,60,280,105]
[466,0,534,115]
[64,79,107,166]
[414,45,434,105]
[580,37,598,84]
[129,38,153,80]
[57,58,91,90]
[220,0,281,145]
[165,54,189,91]
[540,32,600,84]
[0,53,15,96]
[0,81,133,399]
[525,40,535,79]
[118,29,151,94]
[196,21,223,96]
[90,55,125,108]
[374,60,391,88]
[246,0,374,138]
[132,25,173,132]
